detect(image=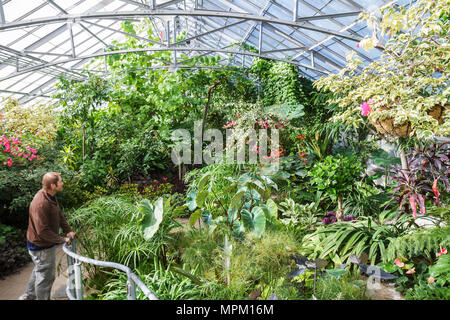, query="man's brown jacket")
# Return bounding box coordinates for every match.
[26,189,72,247]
